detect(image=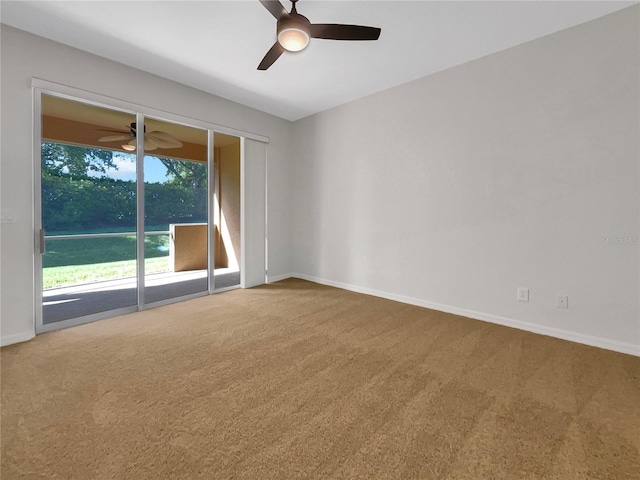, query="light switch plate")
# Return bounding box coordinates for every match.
[0,209,17,224]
